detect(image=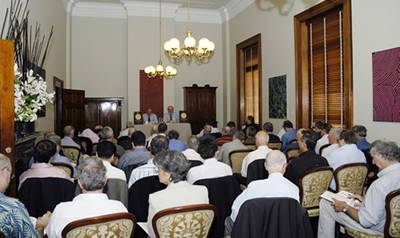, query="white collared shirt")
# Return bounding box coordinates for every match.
[187,158,232,184]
